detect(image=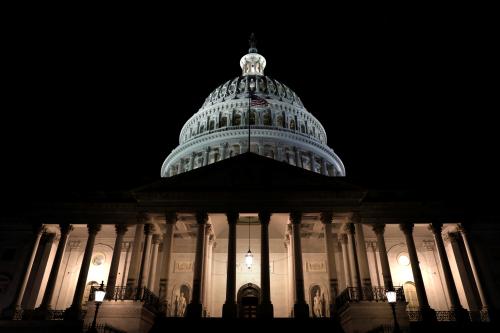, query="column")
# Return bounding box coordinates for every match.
[127,220,145,289]
[294,148,301,167]
[429,222,469,322]
[354,222,372,291]
[220,143,227,160]
[204,234,215,315]
[160,212,177,315]
[186,211,208,318]
[222,212,238,318]
[400,223,436,322]
[65,224,101,320]
[320,212,339,317]
[2,224,45,319]
[201,224,212,312]
[368,241,381,287]
[372,223,393,290]
[345,223,363,298]
[106,224,128,299]
[120,242,132,288]
[448,232,481,317]
[190,152,195,170]
[321,159,328,176]
[147,234,161,290]
[37,224,73,315]
[136,223,153,299]
[290,212,309,318]
[339,234,352,288]
[458,224,489,317]
[286,225,295,316]
[259,211,274,318]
